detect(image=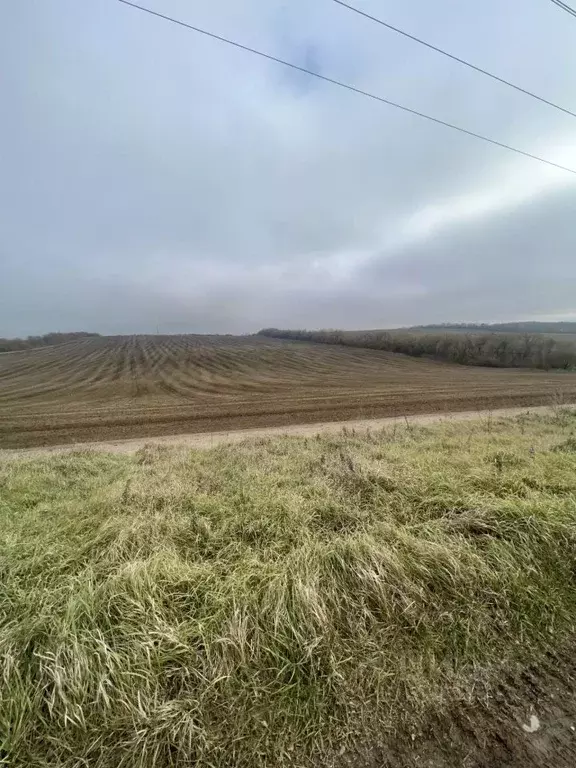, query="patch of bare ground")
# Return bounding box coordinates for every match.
[1,334,575,448]
[342,647,576,767]
[0,404,573,458]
